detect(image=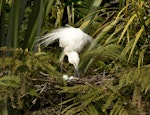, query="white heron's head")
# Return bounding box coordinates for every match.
[67,51,80,69]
